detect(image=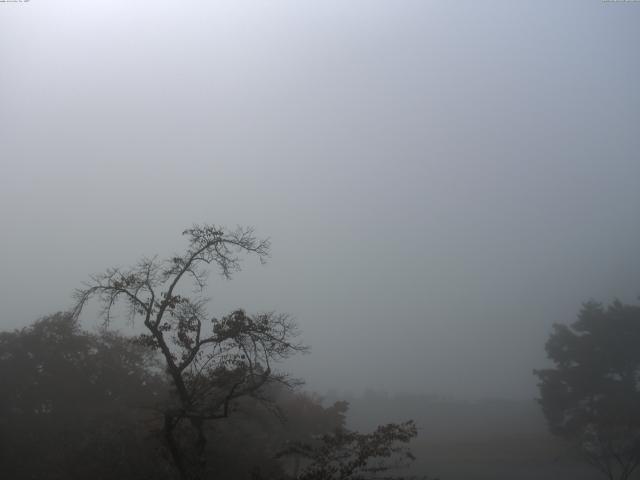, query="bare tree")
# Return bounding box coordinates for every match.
[72,224,308,480]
